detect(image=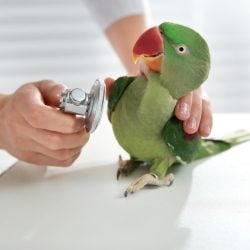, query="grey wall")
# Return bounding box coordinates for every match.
[0,0,249,112]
